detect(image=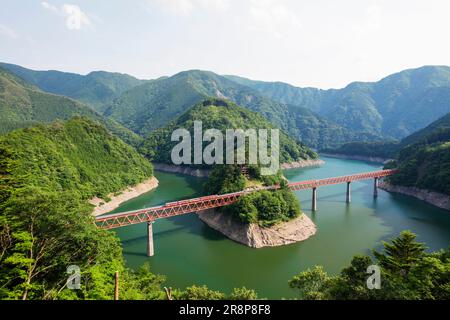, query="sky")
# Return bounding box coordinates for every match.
[1,0,450,89]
